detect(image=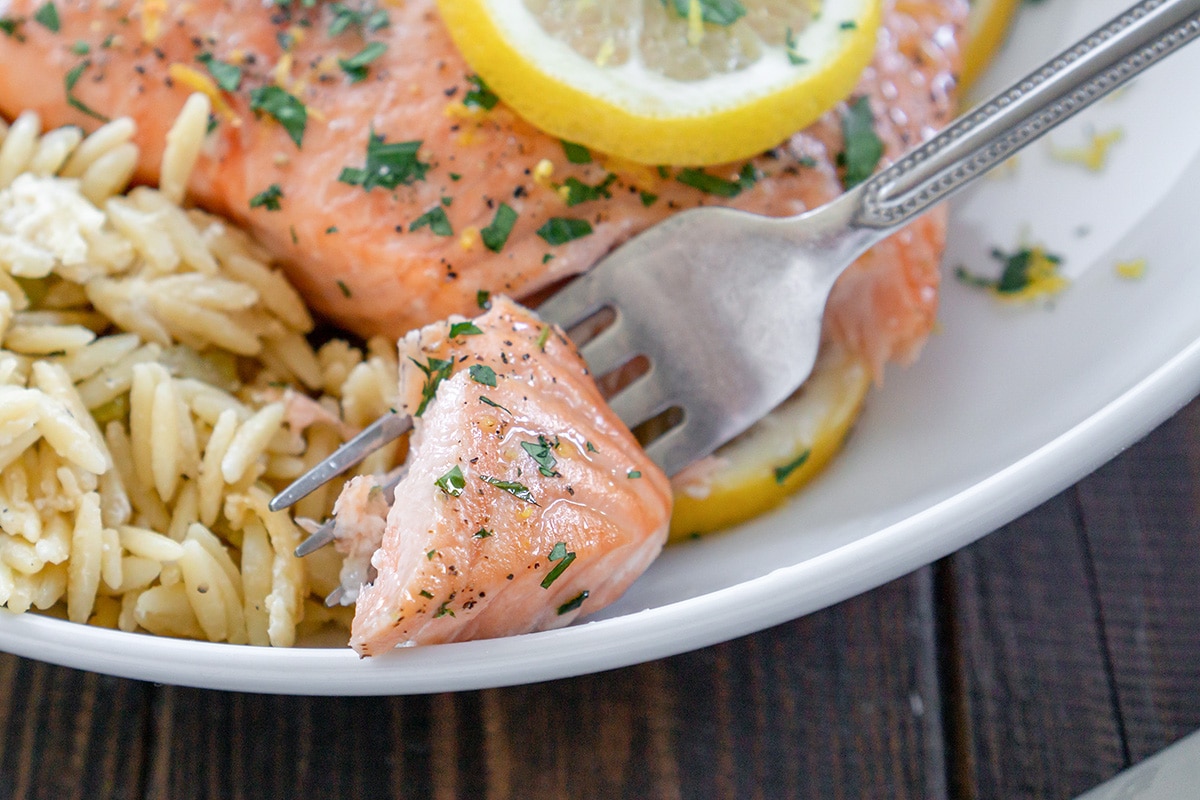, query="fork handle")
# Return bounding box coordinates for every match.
[853,0,1200,231]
